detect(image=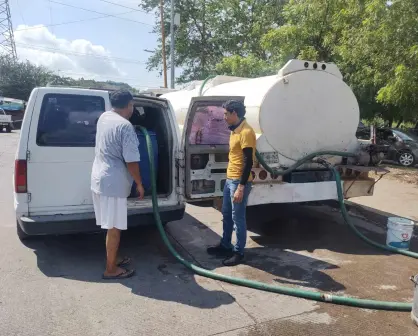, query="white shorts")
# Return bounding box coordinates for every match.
[92,192,128,230]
